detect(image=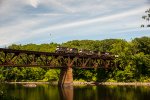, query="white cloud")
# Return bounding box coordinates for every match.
[3,5,145,45]
[30,6,148,32]
[113,27,150,34]
[29,0,40,8]
[0,0,149,46]
[31,13,66,16]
